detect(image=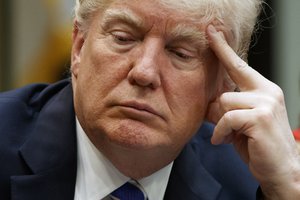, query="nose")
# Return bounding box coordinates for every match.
[127,40,162,89]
